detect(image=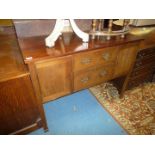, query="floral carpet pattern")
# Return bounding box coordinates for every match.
[89,82,155,135]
